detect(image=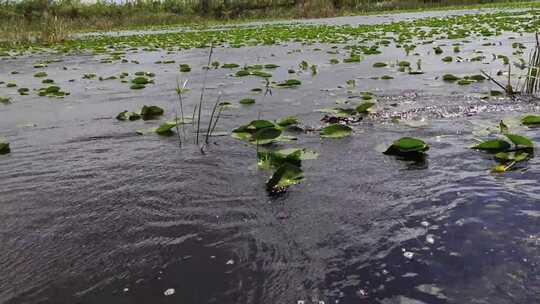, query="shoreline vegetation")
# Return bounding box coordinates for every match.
[0,0,538,46]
